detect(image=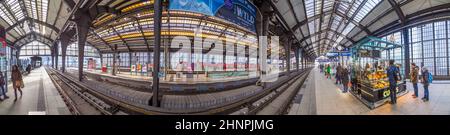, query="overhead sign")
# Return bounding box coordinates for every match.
[341,52,352,56]
[326,52,351,57]
[359,49,381,58]
[326,52,339,57]
[317,59,338,63]
[169,0,257,33]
